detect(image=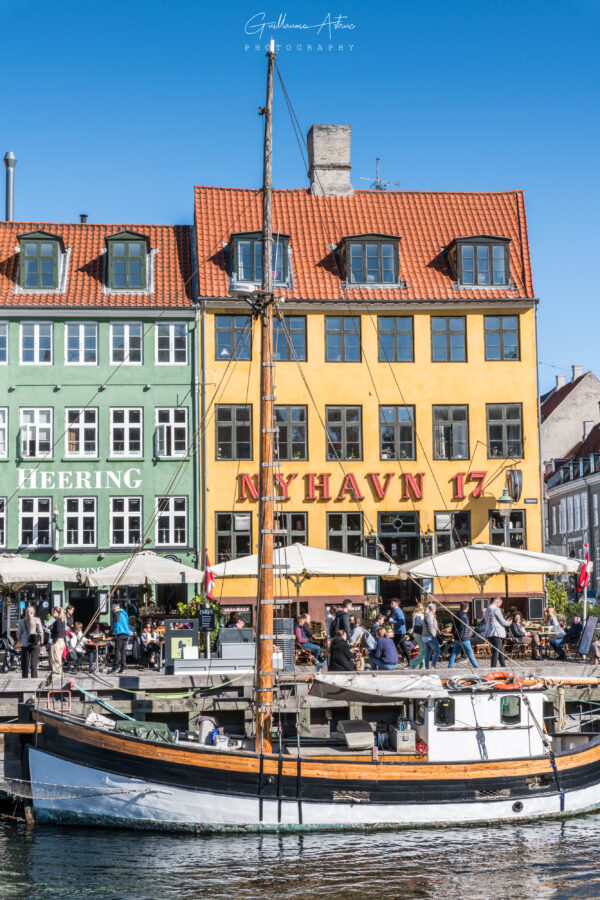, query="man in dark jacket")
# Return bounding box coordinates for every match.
[328,630,356,671]
[447,601,480,669]
[558,615,584,658]
[331,600,353,643]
